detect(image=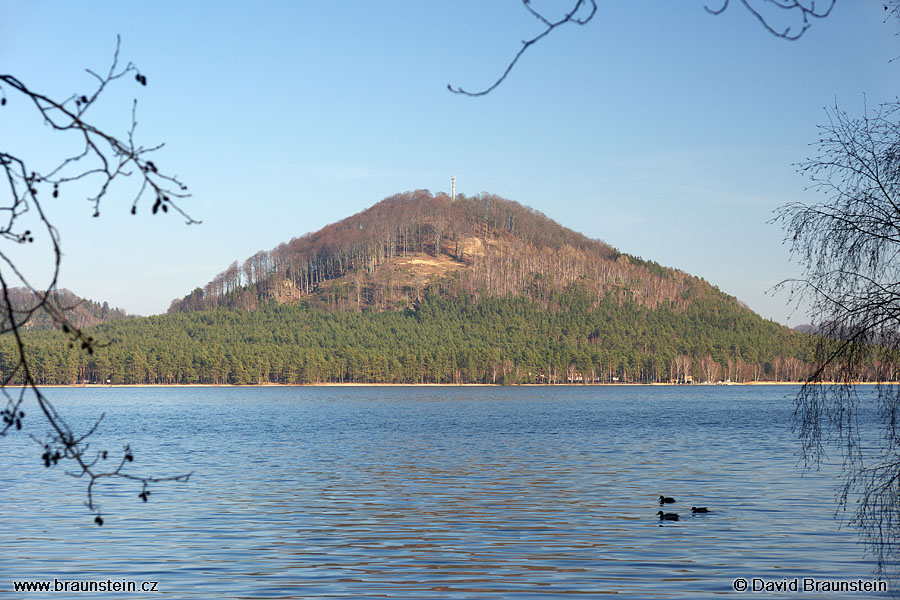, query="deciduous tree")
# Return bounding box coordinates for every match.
[0,38,193,525]
[777,97,900,579]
